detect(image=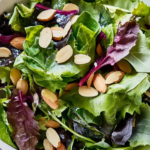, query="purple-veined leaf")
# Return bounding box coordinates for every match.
[79,20,139,86]
[7,91,40,150]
